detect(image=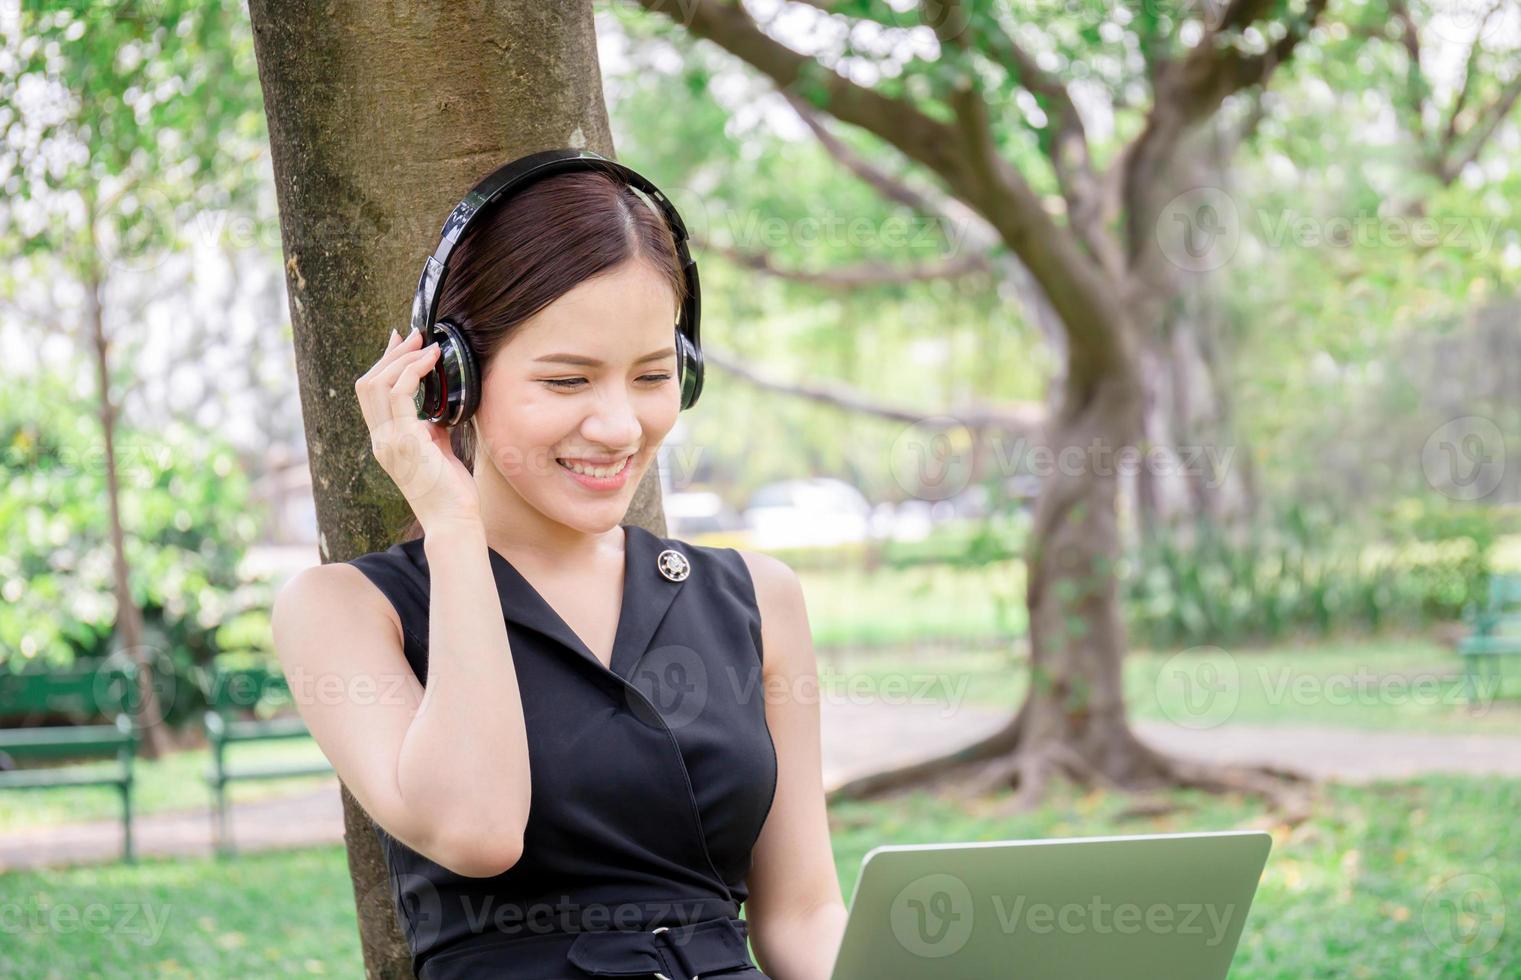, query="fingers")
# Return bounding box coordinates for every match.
[359,347,439,427]
[376,341,440,391]
[359,327,423,384]
[356,329,437,430]
[387,344,443,419]
[357,329,428,395]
